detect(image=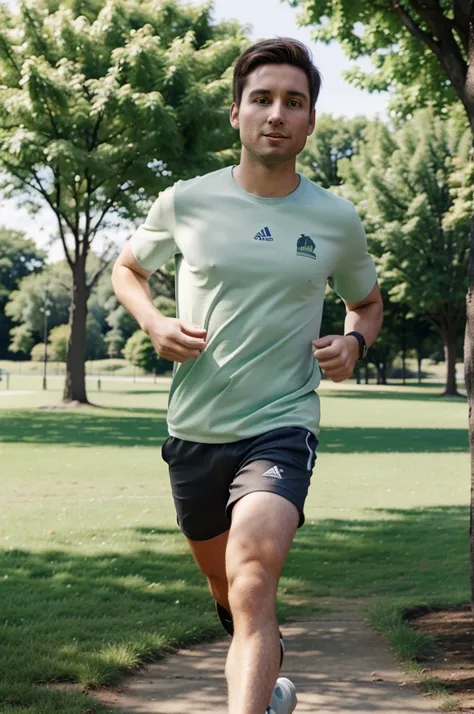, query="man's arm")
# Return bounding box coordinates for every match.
[312,282,383,383]
[112,242,206,363]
